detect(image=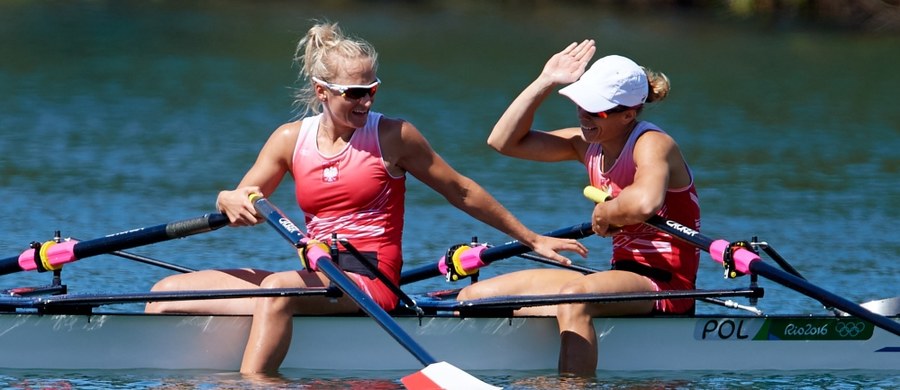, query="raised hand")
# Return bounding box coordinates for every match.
[540,39,595,85]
